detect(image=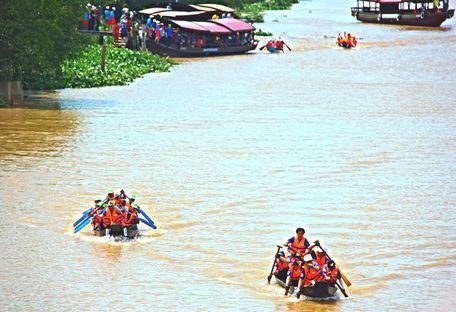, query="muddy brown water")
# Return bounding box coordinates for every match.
[1,0,455,310]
